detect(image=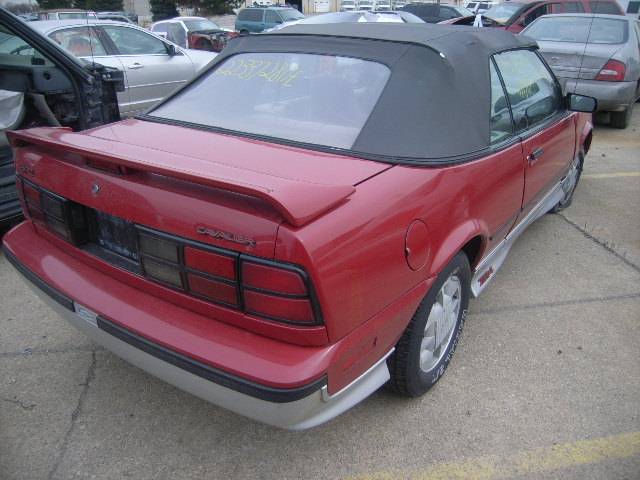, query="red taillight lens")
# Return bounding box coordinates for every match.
[185,246,236,280]
[240,260,319,325]
[595,60,626,82]
[244,290,315,324]
[187,274,238,306]
[22,181,41,207]
[242,262,306,295]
